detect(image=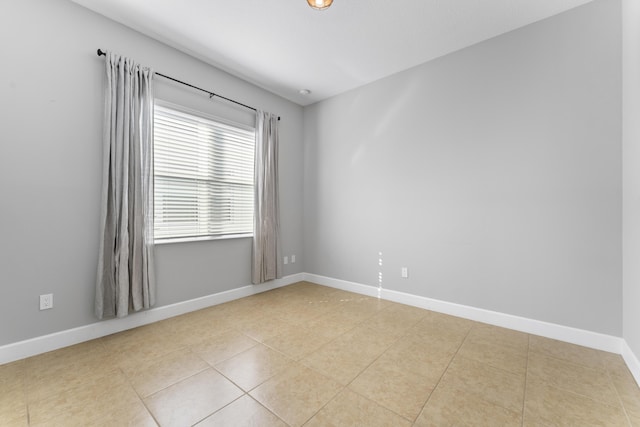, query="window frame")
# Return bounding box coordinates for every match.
[152,100,256,244]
